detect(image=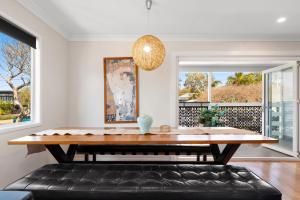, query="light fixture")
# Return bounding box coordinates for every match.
[132,0,165,71]
[277,17,287,23]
